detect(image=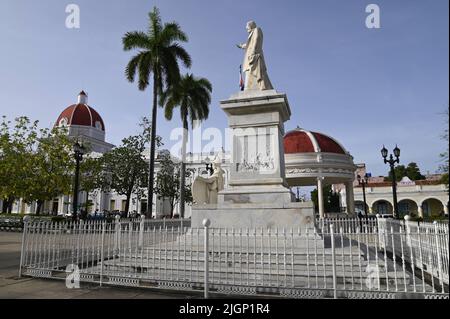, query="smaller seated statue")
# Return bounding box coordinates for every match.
[192,159,225,205]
